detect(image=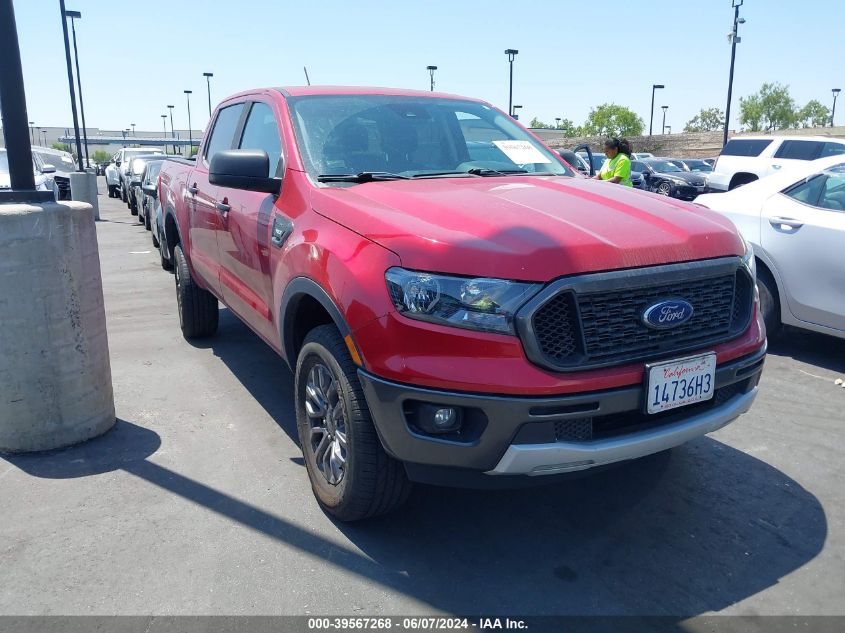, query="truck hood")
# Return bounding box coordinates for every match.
[312,176,744,281]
